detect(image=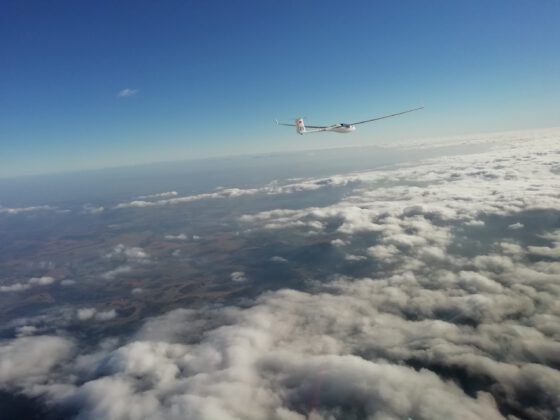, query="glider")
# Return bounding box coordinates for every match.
[275,106,423,135]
